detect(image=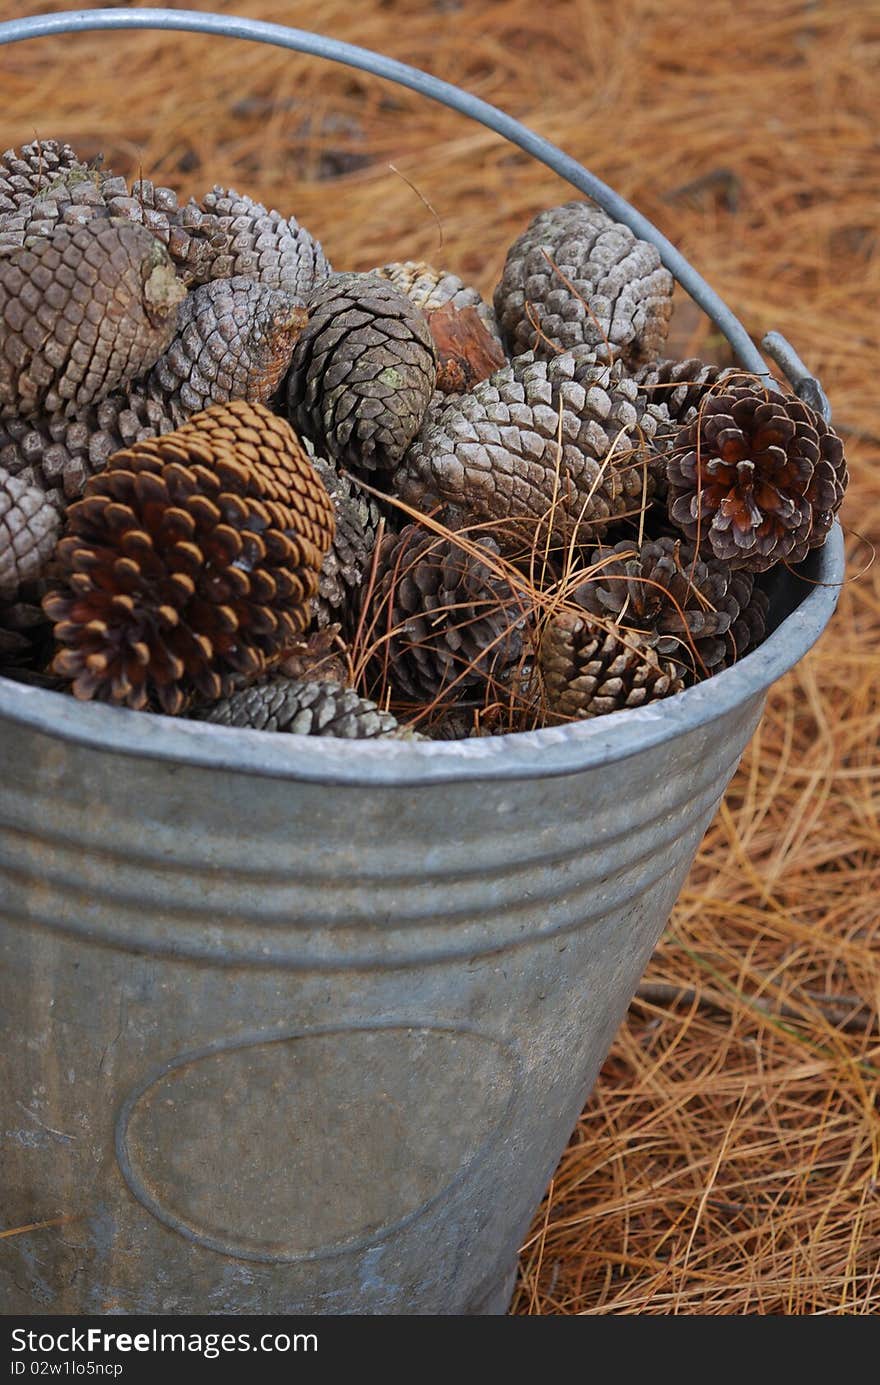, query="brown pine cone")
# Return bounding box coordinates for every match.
[634,358,742,426]
[365,524,523,703]
[309,454,382,632]
[286,272,437,474]
[145,277,306,426]
[0,219,185,422]
[277,626,350,686]
[395,351,667,553]
[43,401,335,713]
[197,186,331,302]
[0,467,61,599]
[195,676,401,739]
[666,385,847,571]
[0,139,86,217]
[575,537,768,676]
[538,610,684,721]
[494,201,674,367]
[0,390,177,508]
